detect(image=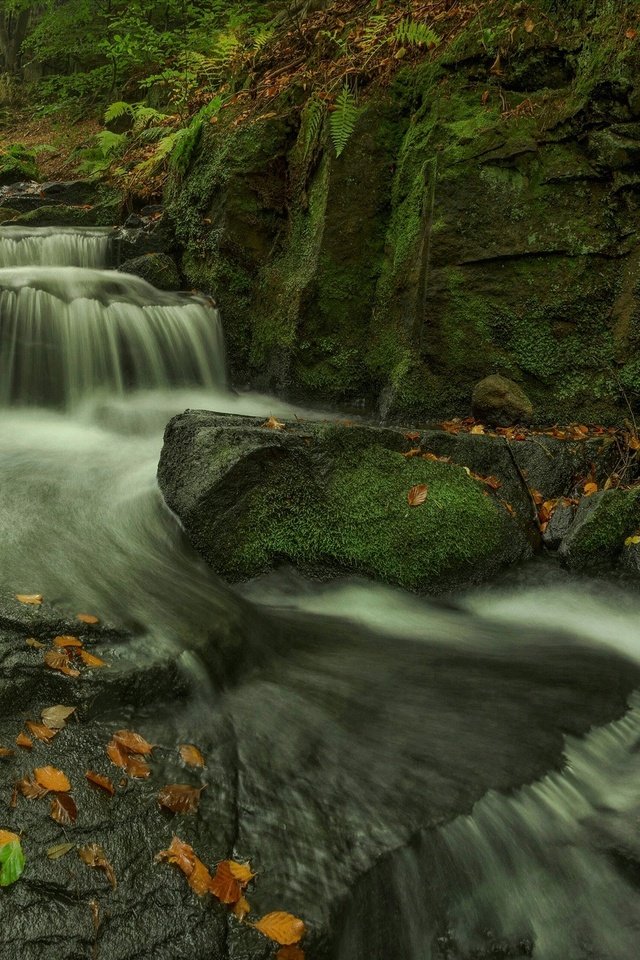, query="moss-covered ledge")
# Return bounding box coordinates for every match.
[157,412,534,593]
